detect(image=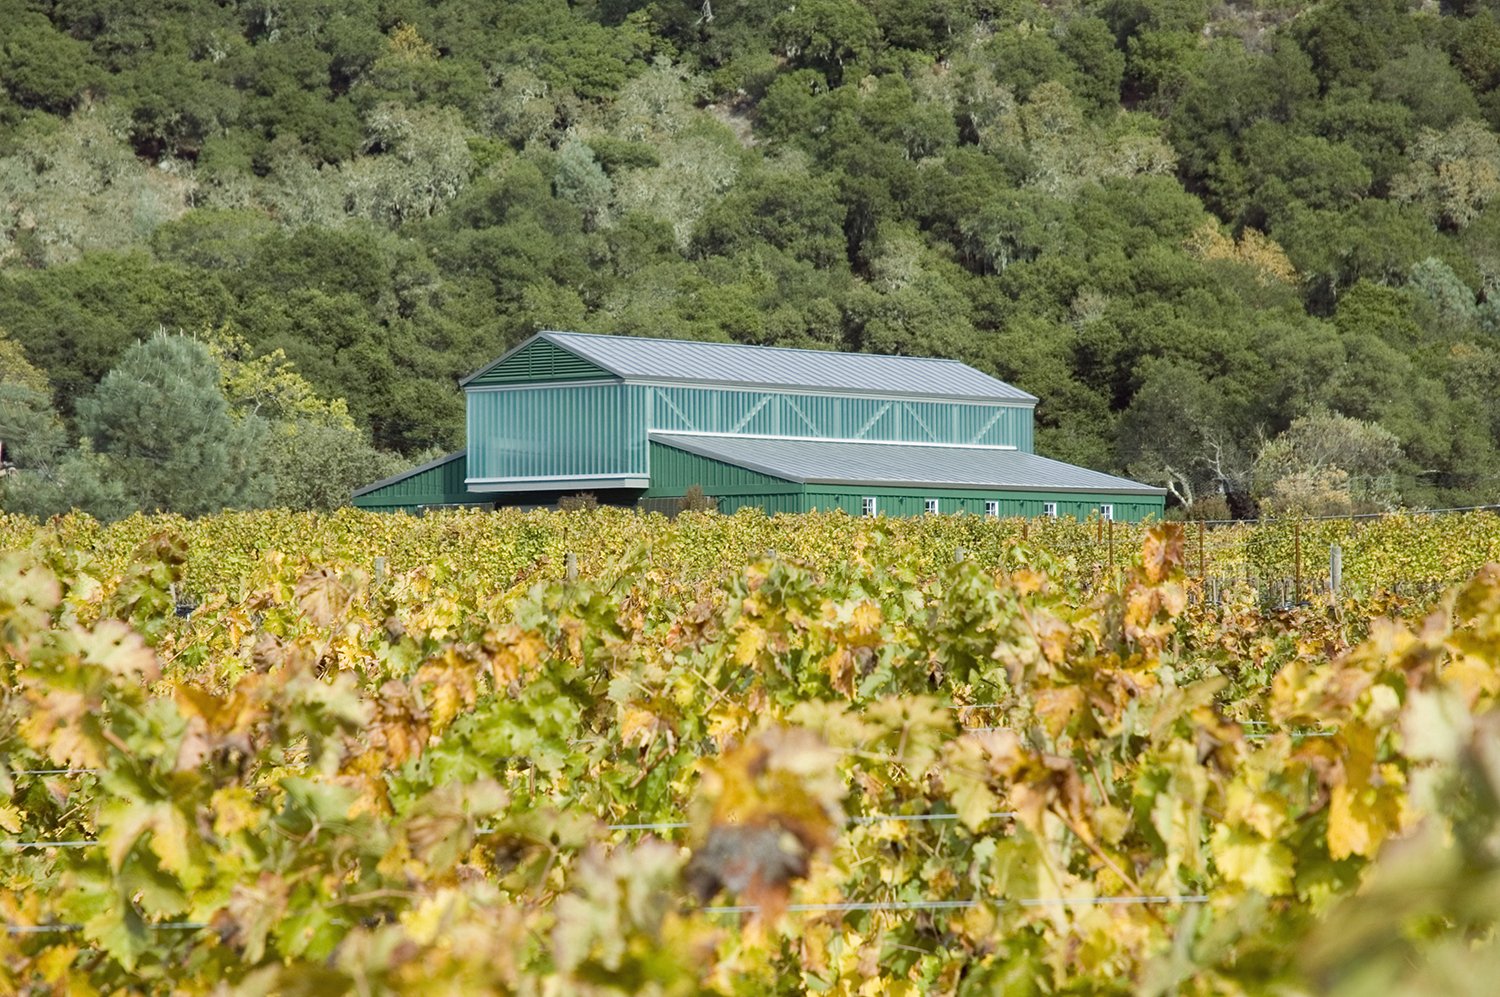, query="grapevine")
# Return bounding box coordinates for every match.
[1,510,1499,993]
